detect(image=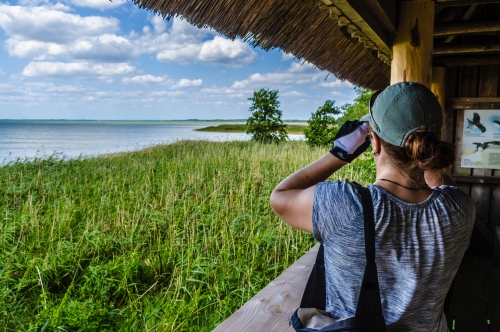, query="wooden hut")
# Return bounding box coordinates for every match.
[133,1,500,330]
